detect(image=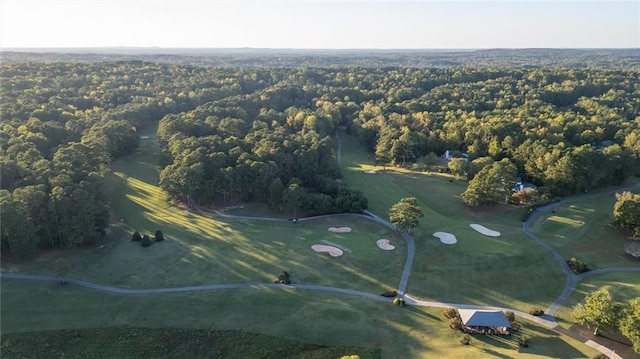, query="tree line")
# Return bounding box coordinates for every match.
[2,58,639,258]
